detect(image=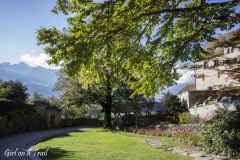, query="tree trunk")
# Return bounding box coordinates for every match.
[104,105,112,128]
[104,78,112,128]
